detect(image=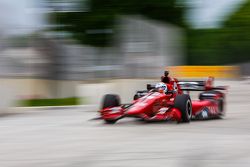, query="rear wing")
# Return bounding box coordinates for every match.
[177,77,227,91]
[146,77,227,92]
[177,81,207,91]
